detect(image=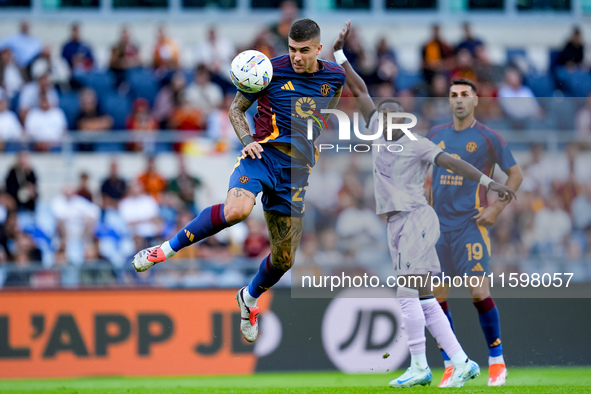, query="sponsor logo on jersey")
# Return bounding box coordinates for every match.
[281,81,295,90]
[471,263,484,271]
